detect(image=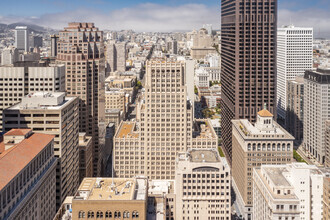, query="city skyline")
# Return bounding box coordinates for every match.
[0,0,329,36]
